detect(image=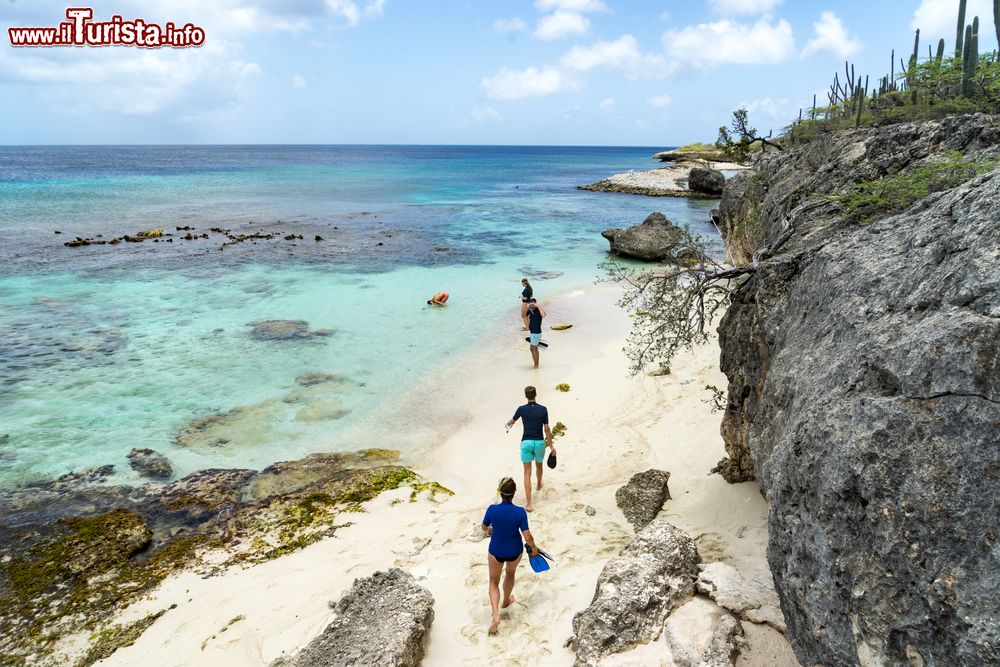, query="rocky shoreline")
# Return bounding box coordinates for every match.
[579,161,746,198]
[0,448,451,665]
